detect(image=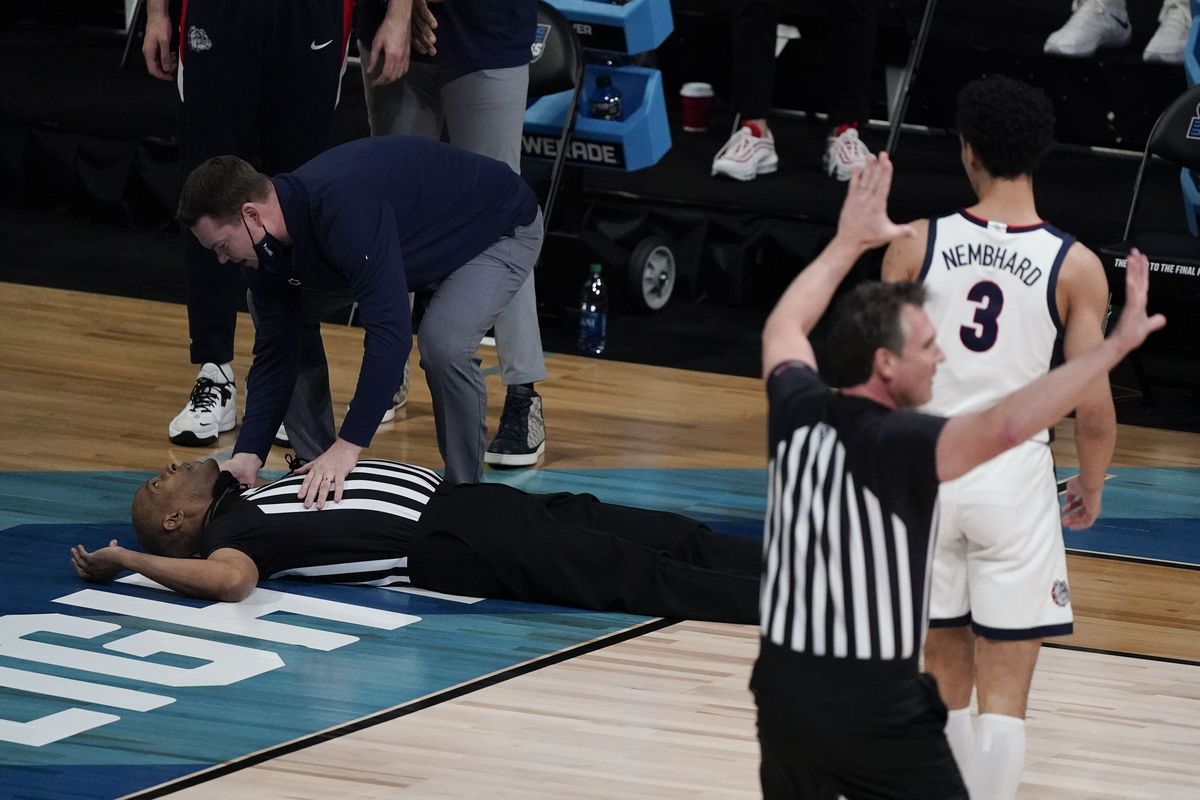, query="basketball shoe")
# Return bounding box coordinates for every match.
[168,363,236,446]
[484,385,545,467]
[380,363,410,423]
[1044,0,1131,58]
[824,124,872,182]
[1143,0,1190,64]
[711,123,778,181]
